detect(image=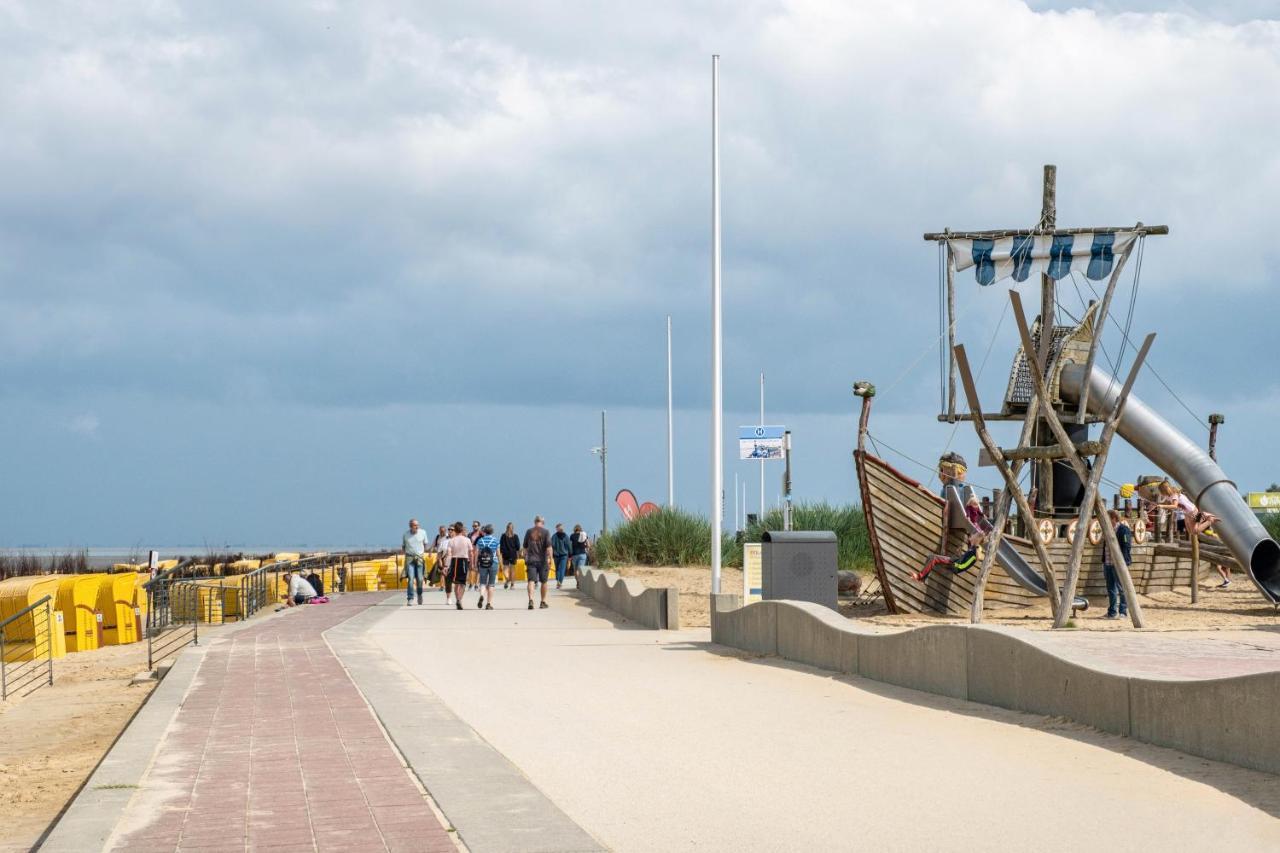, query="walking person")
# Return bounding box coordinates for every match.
[474,524,501,610]
[570,524,590,585]
[437,525,455,604]
[402,518,429,606]
[551,523,572,589]
[1102,509,1132,619]
[523,516,553,610]
[447,522,474,612]
[500,522,520,589]
[468,520,483,589]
